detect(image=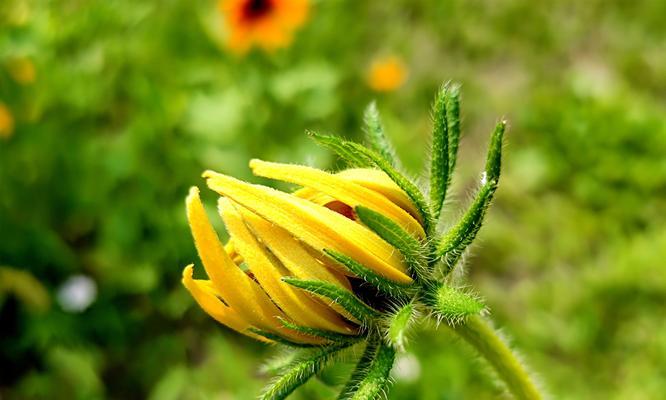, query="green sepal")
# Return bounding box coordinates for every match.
[446,83,462,185]
[348,343,396,400]
[309,132,433,234]
[427,283,485,324]
[308,131,372,168]
[324,249,414,298]
[281,277,380,325]
[260,342,354,400]
[363,102,398,166]
[248,328,320,348]
[278,317,362,344]
[354,206,427,281]
[435,120,505,270]
[430,85,450,220]
[337,337,380,400]
[435,181,497,269]
[485,120,506,183]
[387,302,416,352]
